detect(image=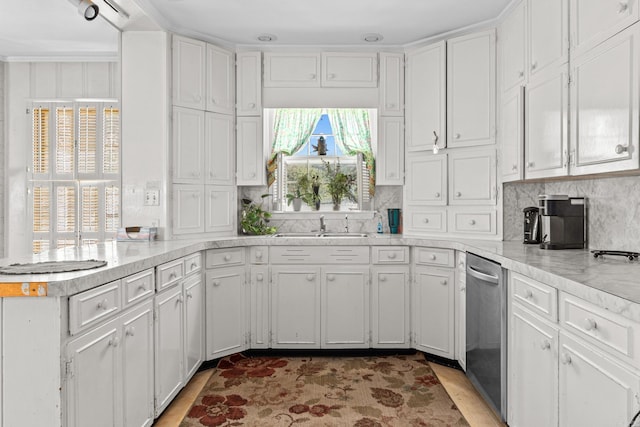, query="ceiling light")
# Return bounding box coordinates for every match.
[78,0,99,21]
[257,34,277,42]
[362,33,383,43]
